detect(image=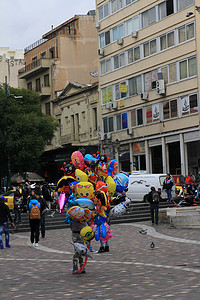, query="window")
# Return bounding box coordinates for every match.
[100,59,111,75]
[169,63,177,83]
[142,7,156,28]
[160,31,174,50]
[128,46,140,63]
[45,102,51,116]
[178,23,195,43]
[44,74,49,87]
[131,108,143,127]
[179,56,197,80]
[111,0,123,13]
[161,66,168,84]
[163,99,177,120]
[144,70,157,91]
[129,75,142,96]
[49,48,55,58]
[35,78,41,92]
[181,94,198,116]
[158,0,174,20]
[114,53,125,69]
[92,107,97,131]
[143,39,156,57]
[27,82,32,91]
[113,24,124,41]
[41,52,46,59]
[102,86,113,104]
[99,31,111,48]
[116,113,128,130]
[146,106,152,124]
[177,0,194,11]
[115,81,127,100]
[32,56,37,67]
[103,117,114,133]
[125,16,139,35]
